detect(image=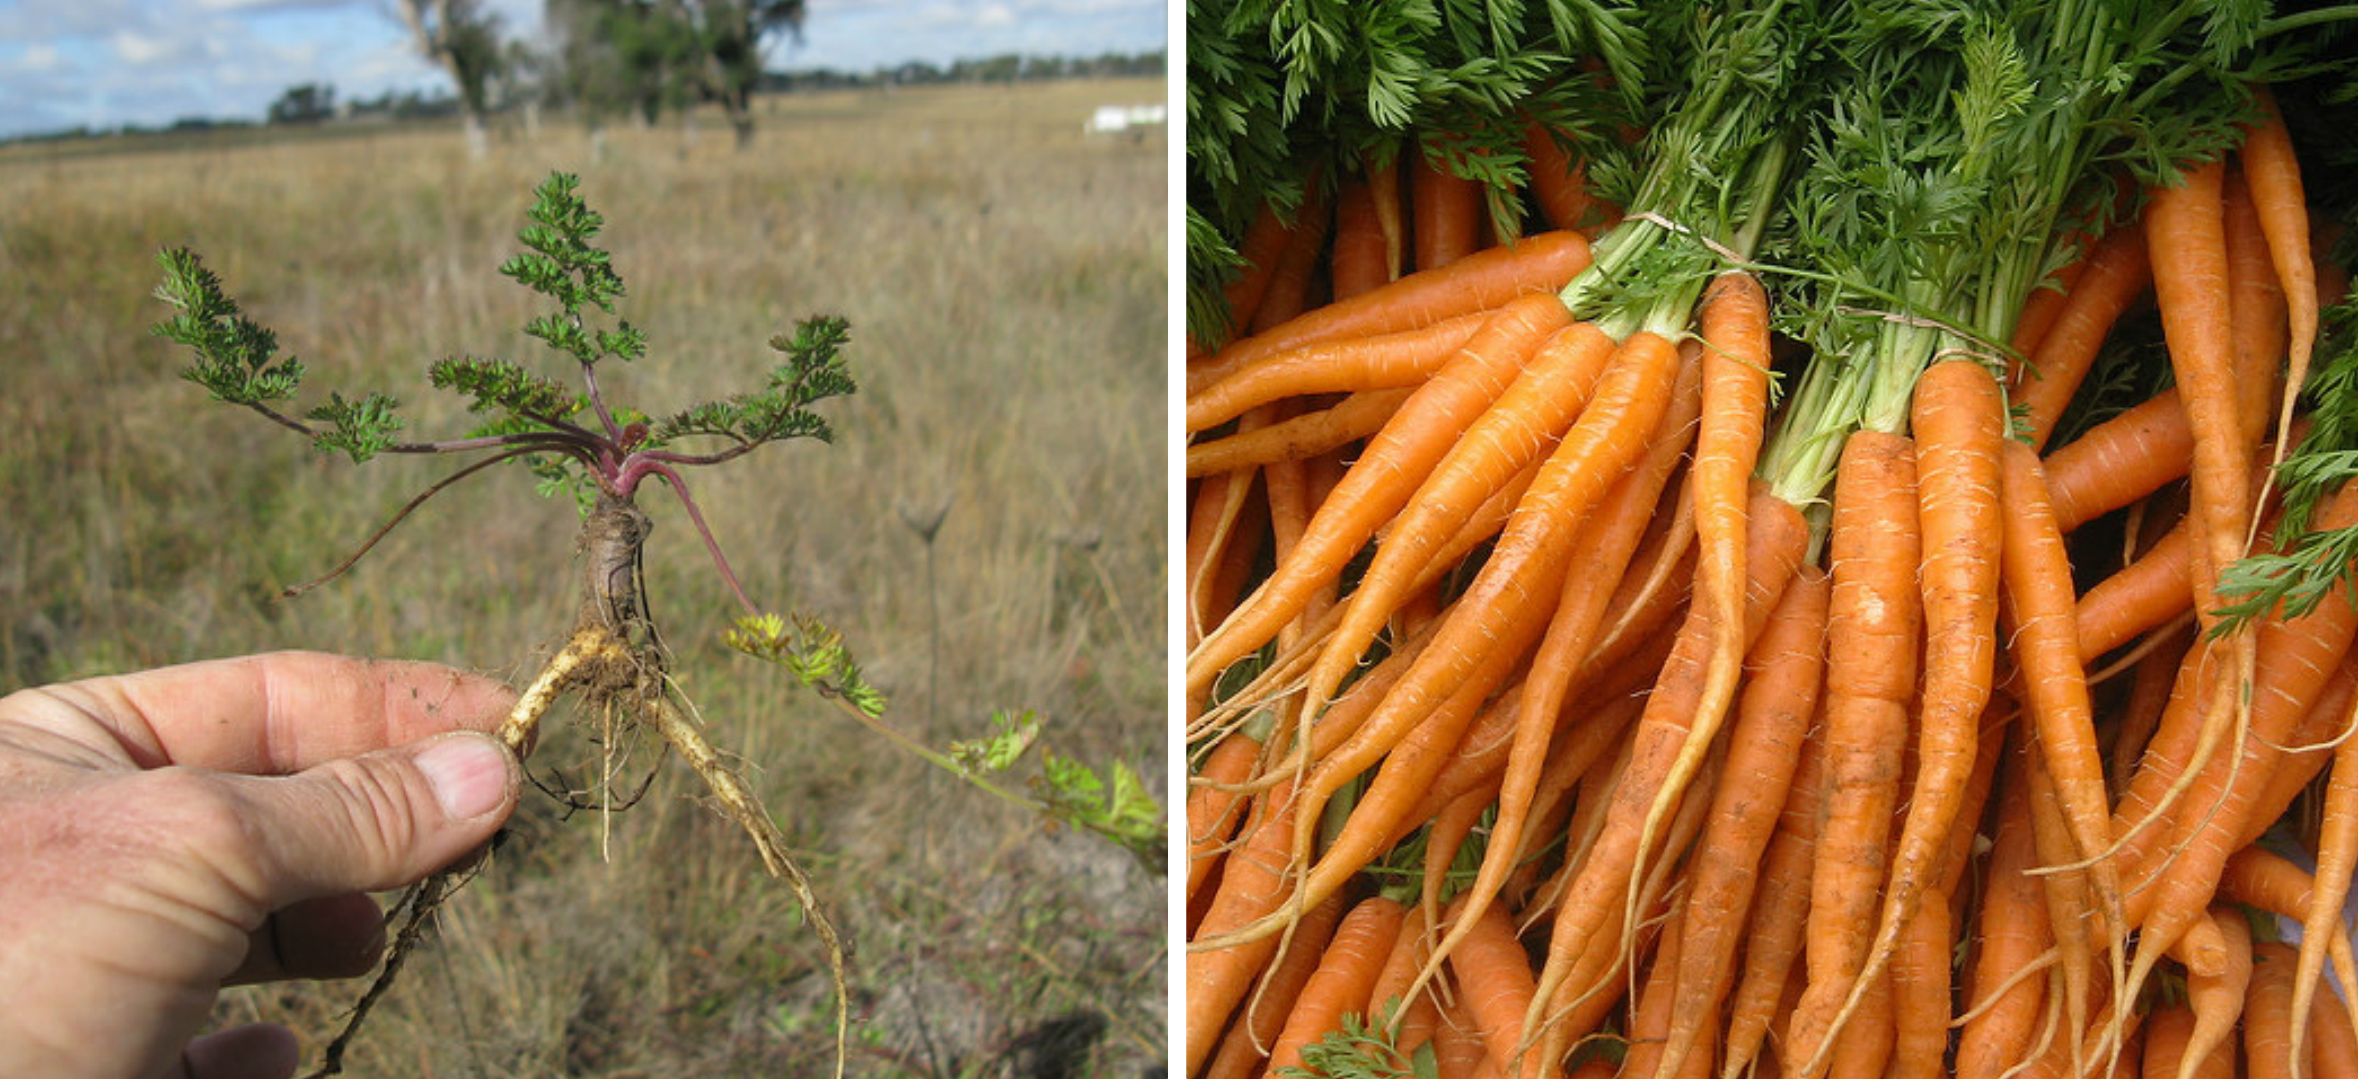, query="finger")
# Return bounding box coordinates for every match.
[14,651,516,773]
[224,894,387,985]
[177,1023,298,1079]
[224,731,519,903]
